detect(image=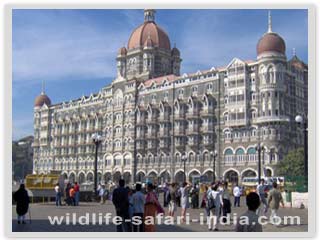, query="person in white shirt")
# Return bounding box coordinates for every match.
[54,183,61,206]
[256,179,268,215]
[207,183,223,231]
[132,183,145,232]
[233,184,241,207]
